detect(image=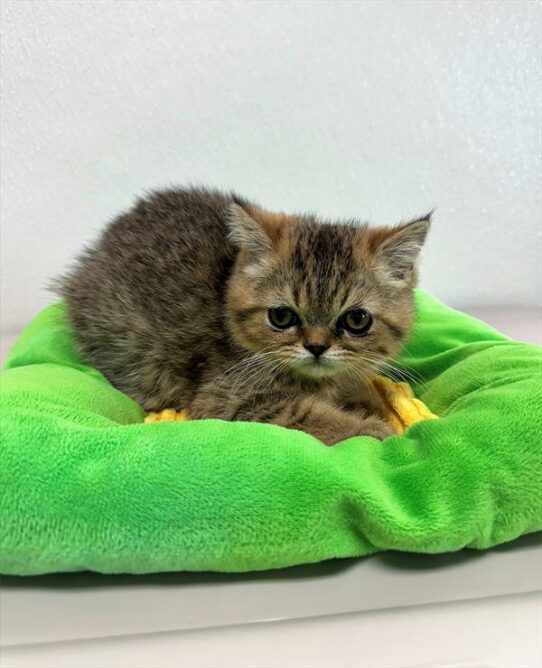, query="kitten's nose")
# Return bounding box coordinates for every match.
[304,343,330,359]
